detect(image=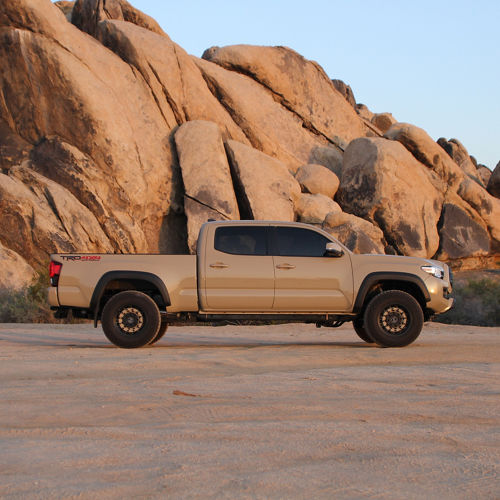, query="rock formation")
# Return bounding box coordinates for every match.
[0,0,498,288]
